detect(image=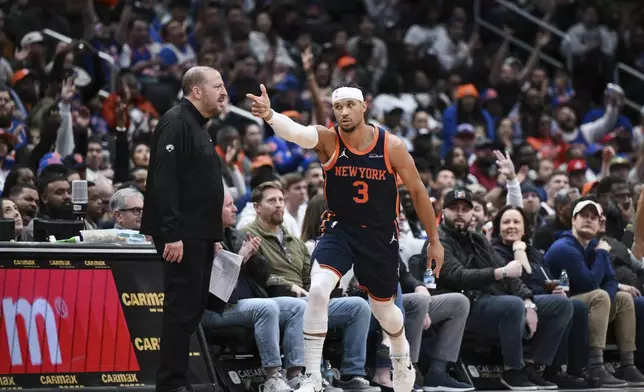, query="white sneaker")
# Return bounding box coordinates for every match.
[294,373,323,392]
[263,373,294,392]
[391,354,415,392]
